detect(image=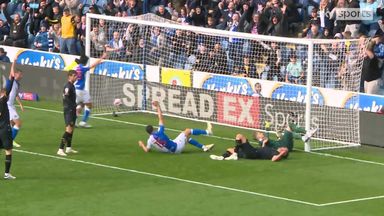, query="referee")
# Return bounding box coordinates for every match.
[57,70,78,156]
